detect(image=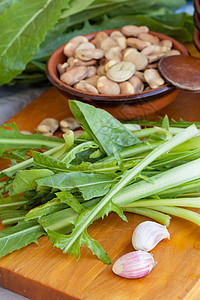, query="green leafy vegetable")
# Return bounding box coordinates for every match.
[0,195,30,210]
[37,172,117,200]
[12,169,54,194]
[0,220,45,258]
[2,100,200,264]
[0,123,63,156]
[0,0,70,84]
[25,198,67,221]
[69,100,141,156]
[0,209,27,225]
